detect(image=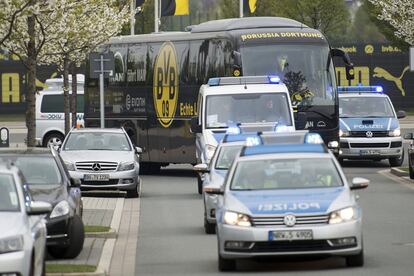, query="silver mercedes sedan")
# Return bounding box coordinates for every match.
[59,128,141,198]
